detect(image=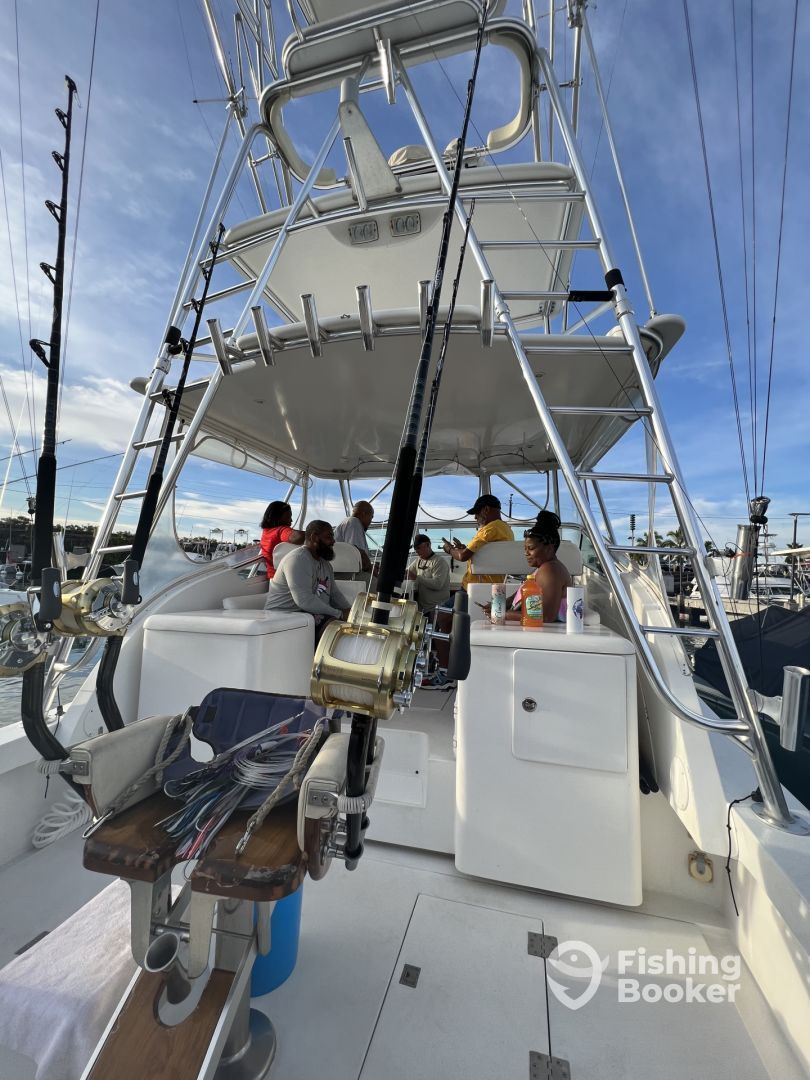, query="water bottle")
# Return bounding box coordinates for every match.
[490,582,506,625]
